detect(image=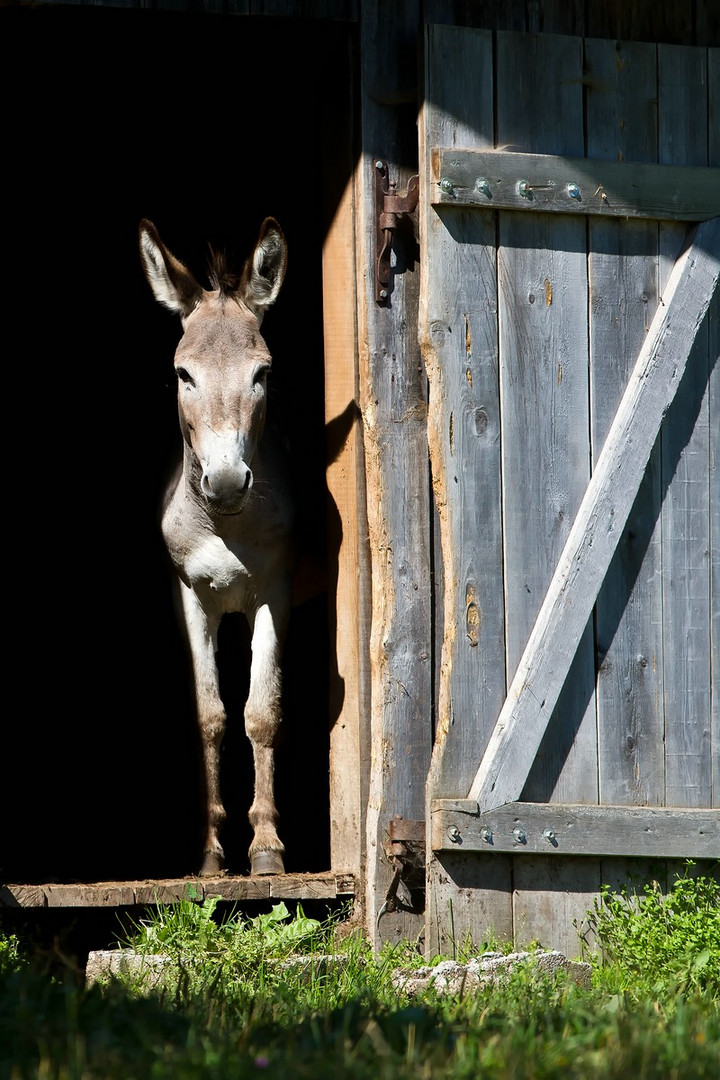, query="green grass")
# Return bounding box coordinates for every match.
[1,864,718,1079]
